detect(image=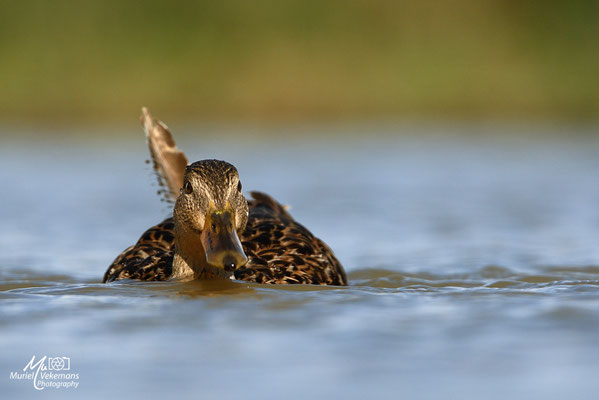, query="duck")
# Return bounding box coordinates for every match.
[103,108,347,286]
